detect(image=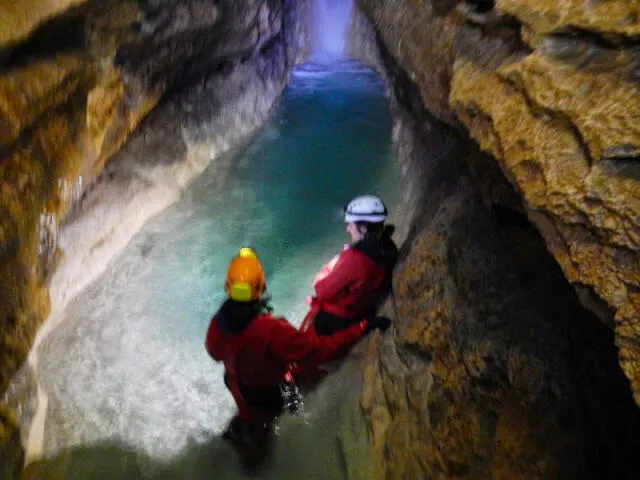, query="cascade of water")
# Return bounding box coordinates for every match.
[310,0,354,60]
